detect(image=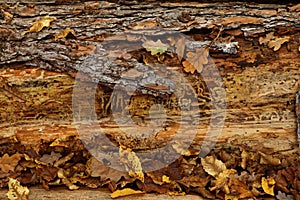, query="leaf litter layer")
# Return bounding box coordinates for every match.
[0,135,299,200]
